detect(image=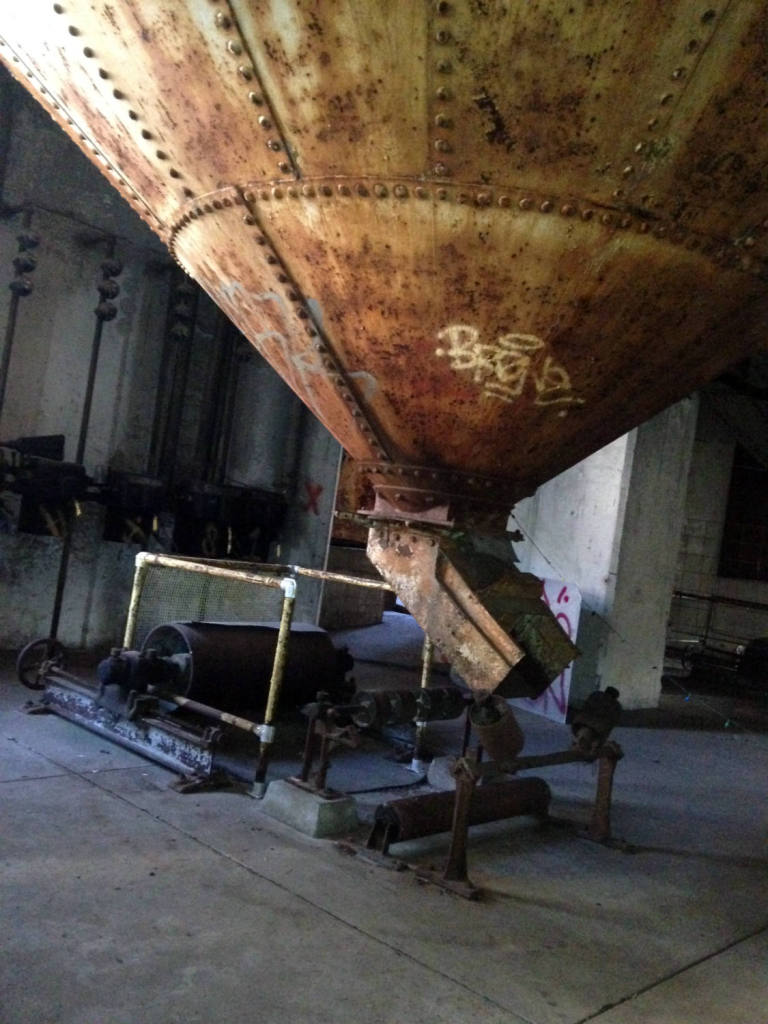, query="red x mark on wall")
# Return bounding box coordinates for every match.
[303,480,324,515]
